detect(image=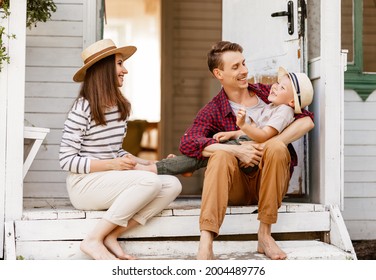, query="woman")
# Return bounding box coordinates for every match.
[59,39,182,260]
